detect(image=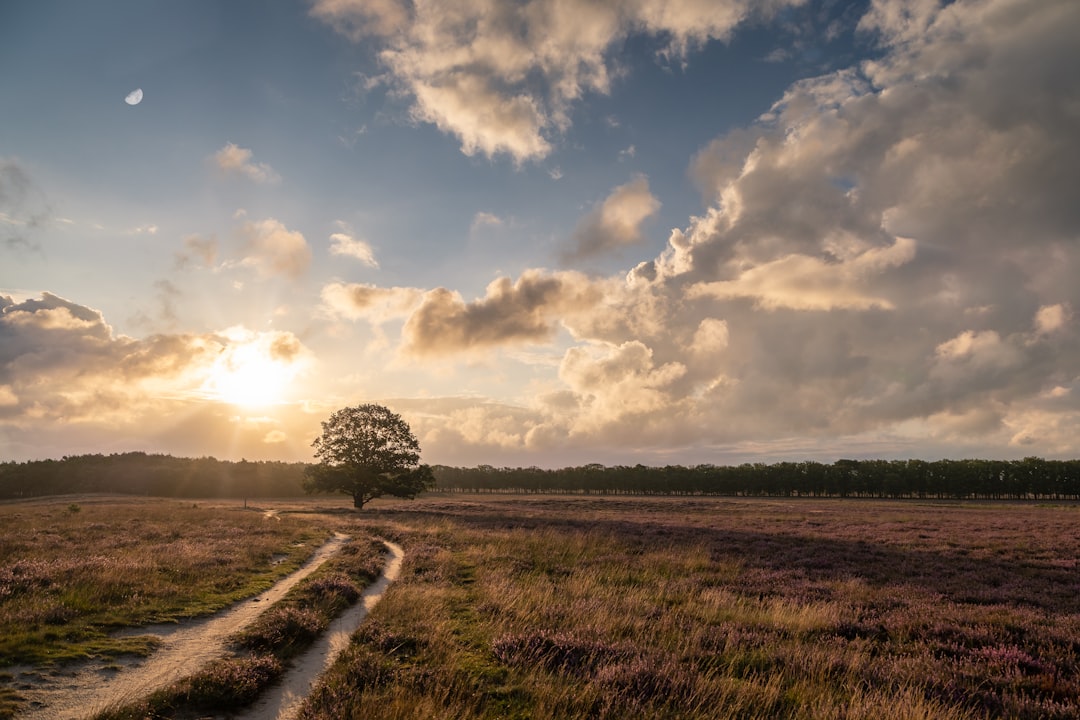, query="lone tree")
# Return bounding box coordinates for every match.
[303,404,434,509]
